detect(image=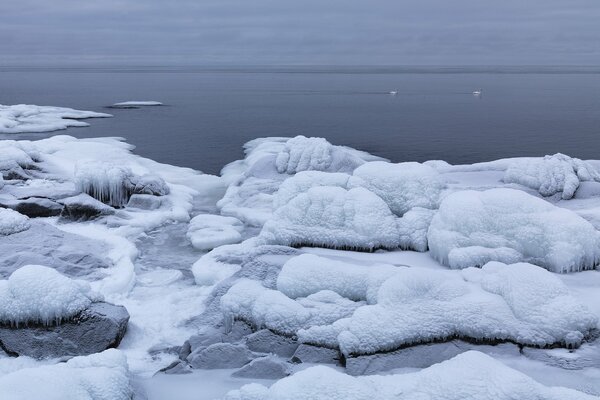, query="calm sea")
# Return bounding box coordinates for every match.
[1,66,599,174]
